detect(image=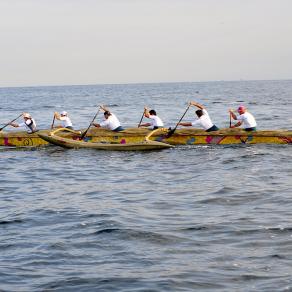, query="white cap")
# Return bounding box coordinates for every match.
[60,111,67,116]
[23,113,31,118]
